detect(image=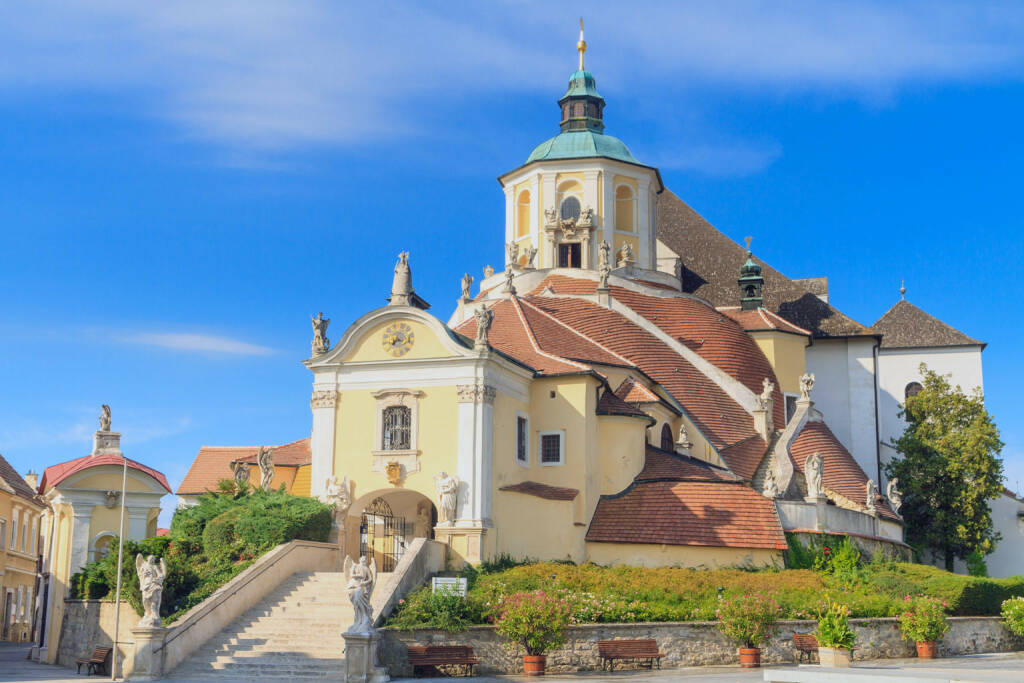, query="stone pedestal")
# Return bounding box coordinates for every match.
[129,625,167,681]
[804,496,828,531]
[343,631,389,683]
